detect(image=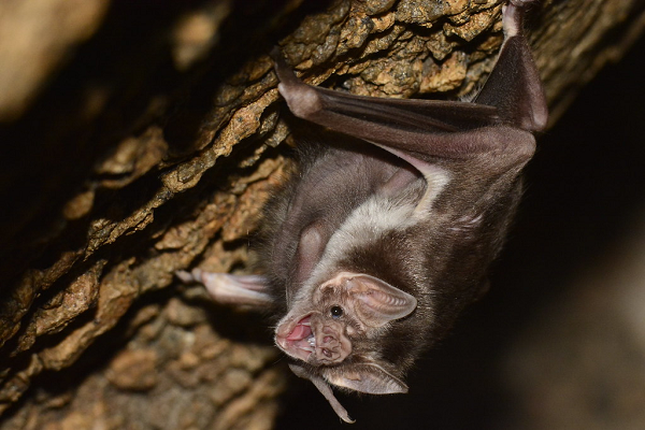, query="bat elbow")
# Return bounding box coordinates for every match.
[531,107,549,132]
